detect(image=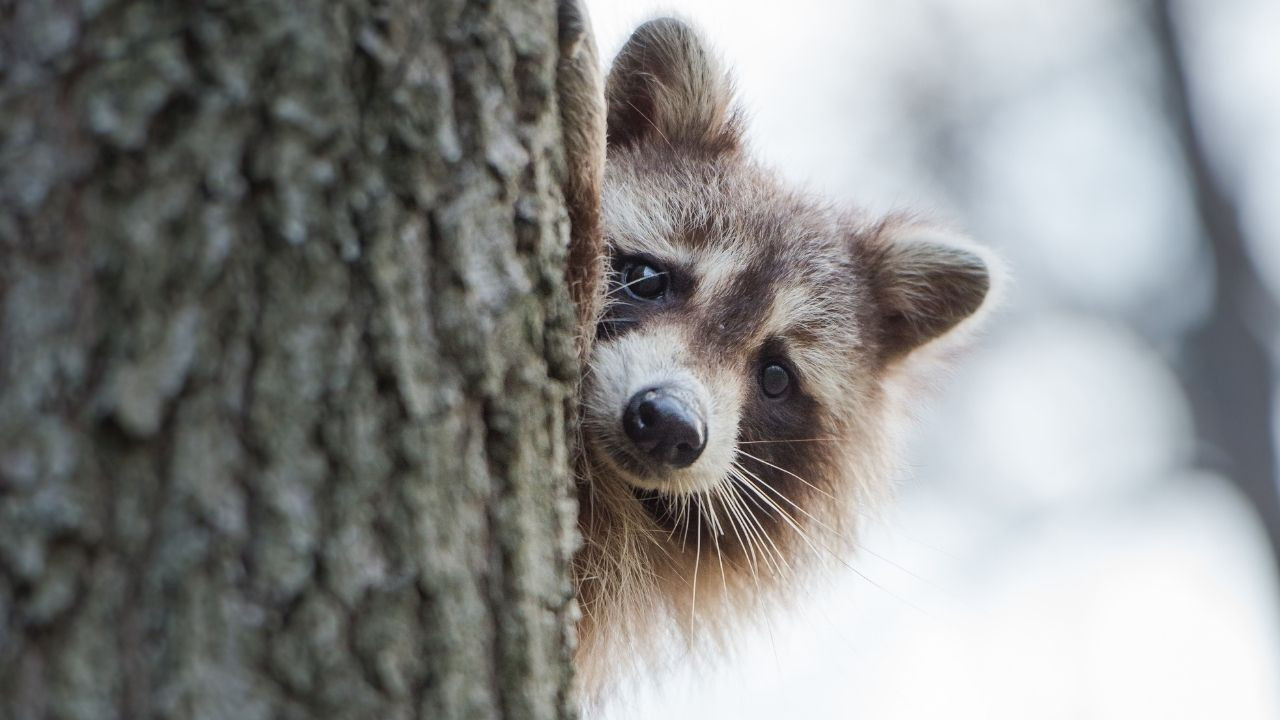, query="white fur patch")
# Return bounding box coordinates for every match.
[691,243,751,301]
[602,174,681,257]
